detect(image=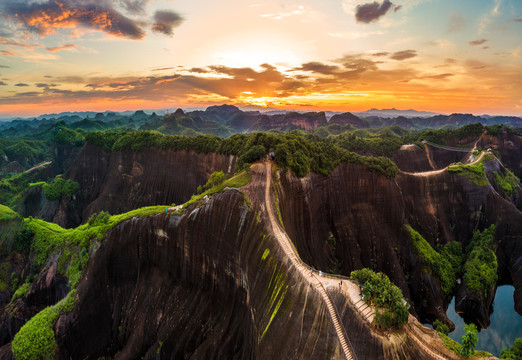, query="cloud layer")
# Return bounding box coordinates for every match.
[0,0,183,40]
